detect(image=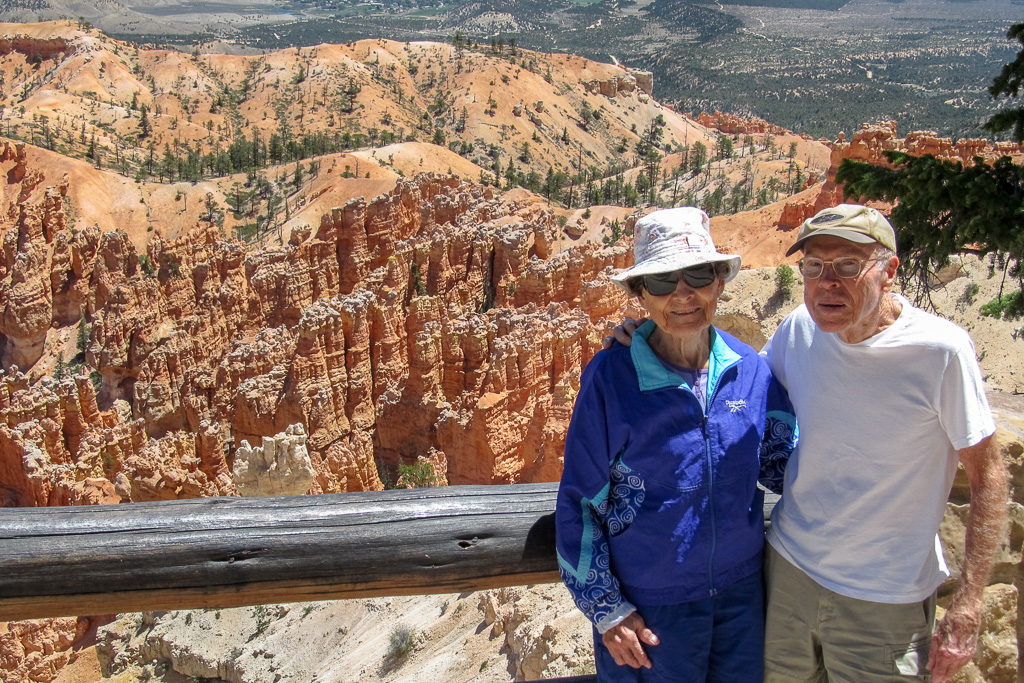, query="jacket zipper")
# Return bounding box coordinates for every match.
[703,408,717,597]
[702,358,738,598]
